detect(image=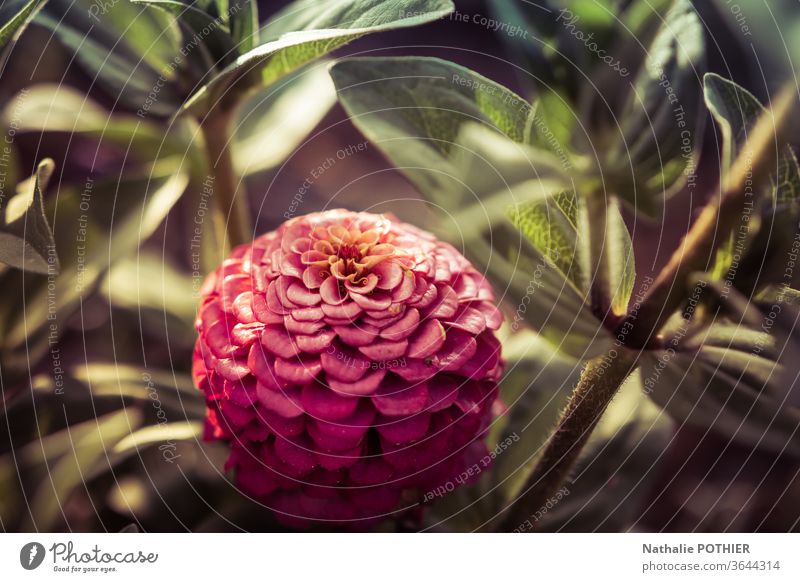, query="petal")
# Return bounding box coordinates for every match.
[247,343,291,391]
[345,273,378,295]
[377,413,431,444]
[221,274,251,312]
[359,339,408,361]
[391,270,416,302]
[426,375,460,412]
[407,319,446,359]
[321,300,362,321]
[350,291,392,311]
[284,315,325,335]
[287,281,322,306]
[252,292,284,324]
[328,368,386,396]
[274,437,317,476]
[432,330,477,371]
[302,265,327,289]
[261,326,301,359]
[332,322,379,347]
[320,345,368,382]
[256,383,304,418]
[274,355,322,384]
[296,329,336,353]
[447,306,487,335]
[320,276,347,305]
[379,308,420,341]
[373,378,428,417]
[373,260,404,289]
[426,284,458,319]
[232,291,256,323]
[301,383,359,421]
[215,358,251,381]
